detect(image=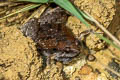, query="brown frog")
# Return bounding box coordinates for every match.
[21,7,83,64]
